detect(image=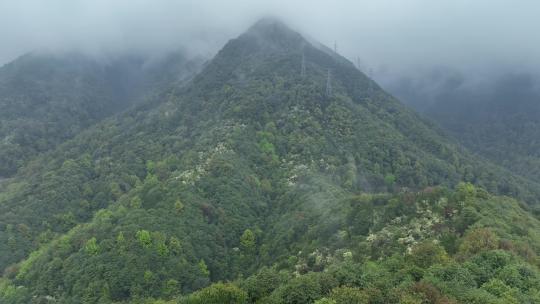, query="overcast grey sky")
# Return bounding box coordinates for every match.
[1,0,539,78]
